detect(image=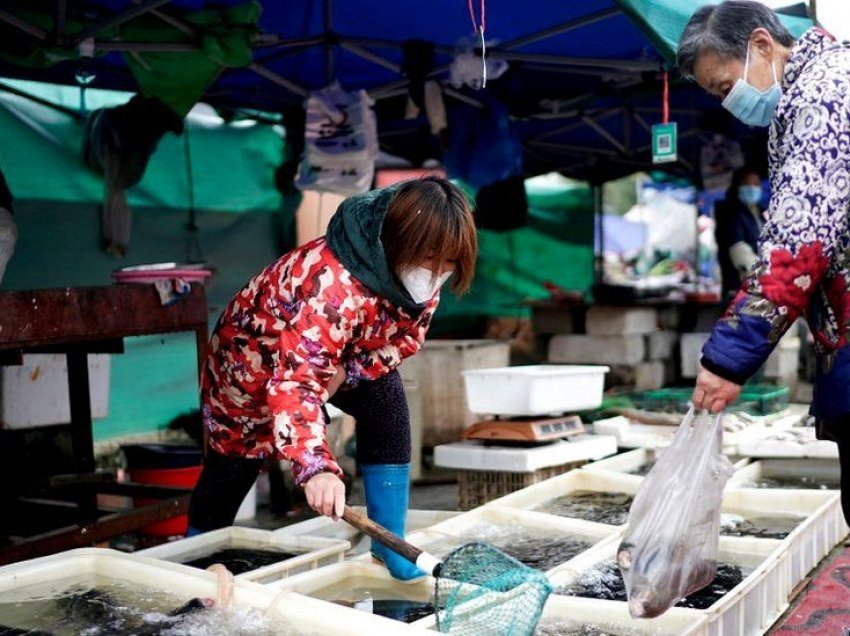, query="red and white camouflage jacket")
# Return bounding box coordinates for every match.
[201,237,437,485]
